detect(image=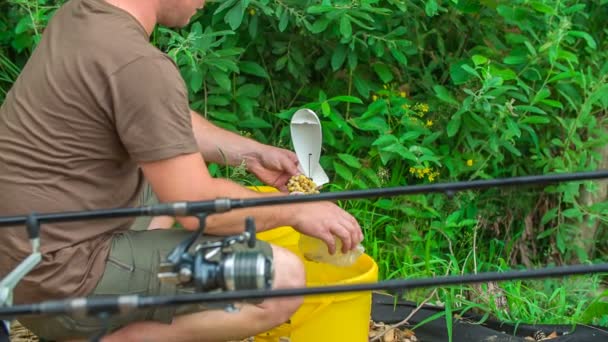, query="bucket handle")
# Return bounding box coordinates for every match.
[287,295,335,332]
